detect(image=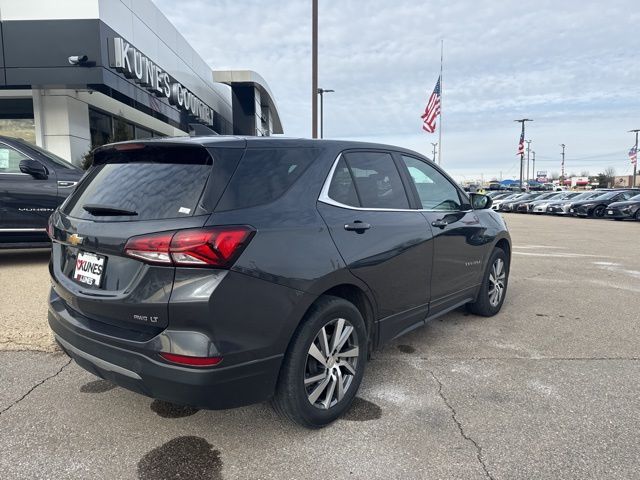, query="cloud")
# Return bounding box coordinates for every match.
[152,0,640,180]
